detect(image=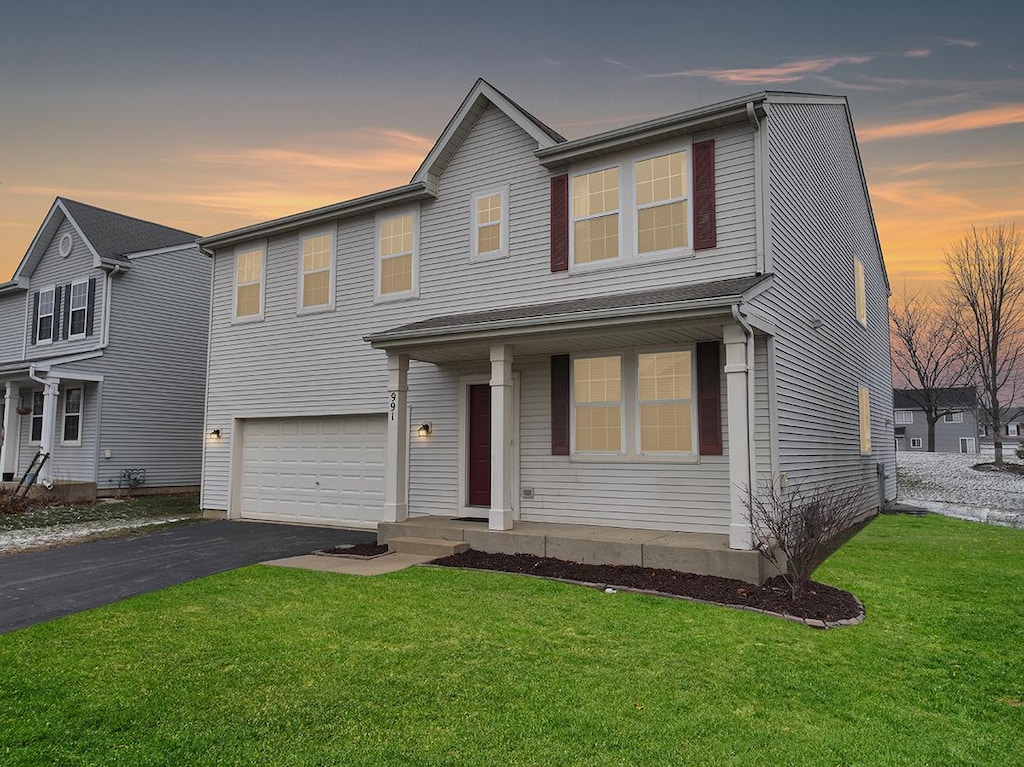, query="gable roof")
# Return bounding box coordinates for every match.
[11,198,197,282]
[894,386,977,410]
